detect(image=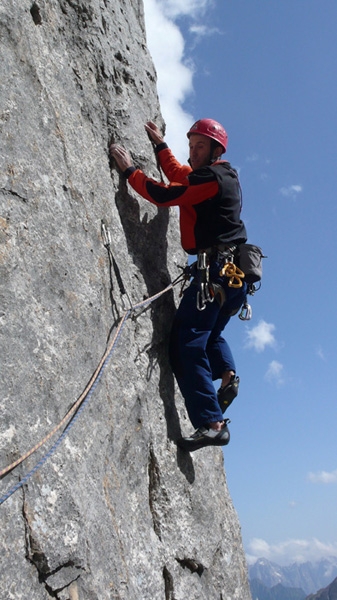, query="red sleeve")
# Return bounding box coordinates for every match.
[127,168,219,208]
[157,147,192,183]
